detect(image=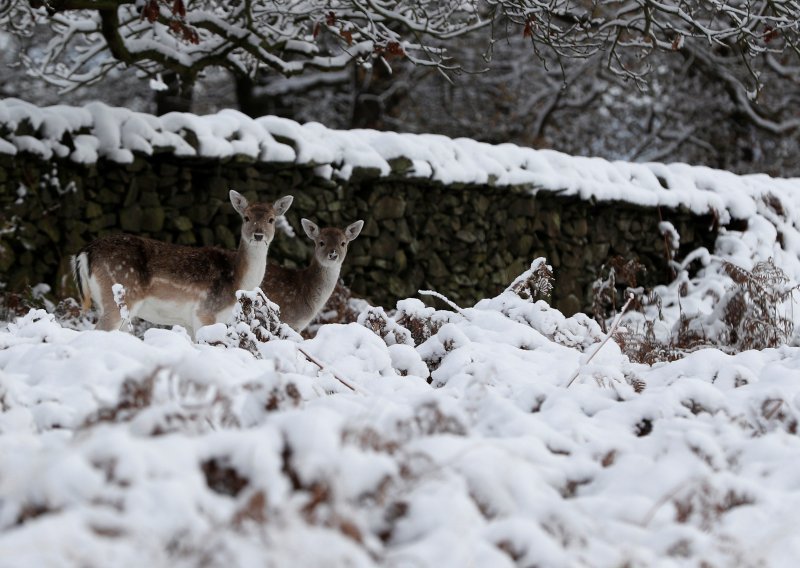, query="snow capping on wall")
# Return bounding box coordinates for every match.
[1,97,798,224]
